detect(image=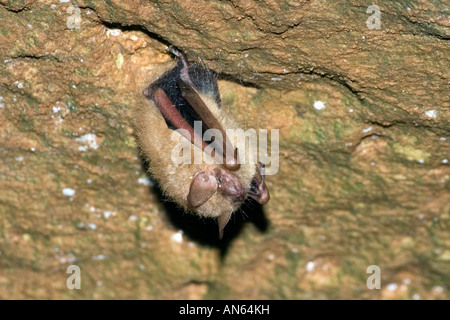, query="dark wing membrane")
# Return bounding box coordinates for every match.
[178,80,239,171]
[145,61,199,130]
[143,52,238,169]
[144,61,221,132]
[187,64,221,106]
